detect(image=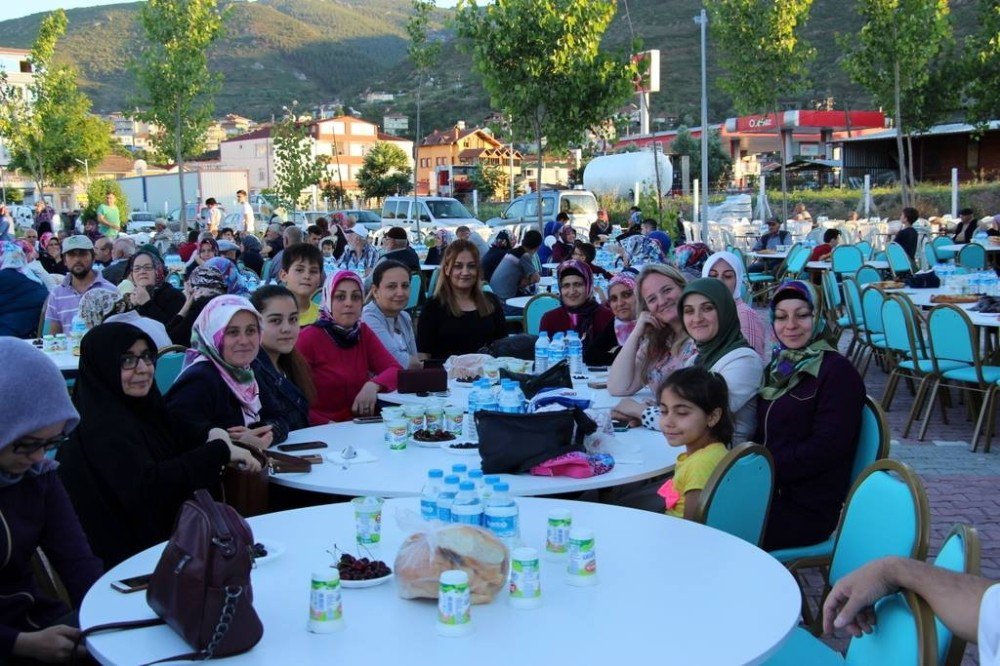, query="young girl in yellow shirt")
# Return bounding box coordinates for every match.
[656,366,733,519]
